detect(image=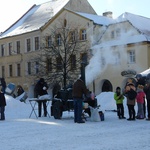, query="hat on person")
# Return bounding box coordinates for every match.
[40,78,44,82]
[116,87,121,90]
